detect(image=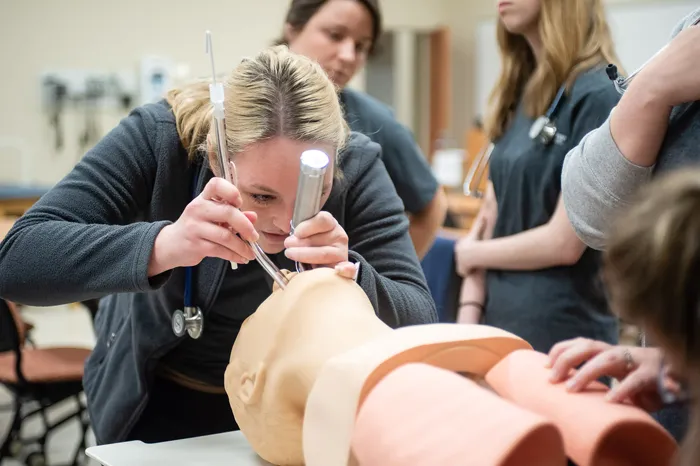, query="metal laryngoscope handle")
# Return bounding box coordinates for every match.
[290,150,330,273]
